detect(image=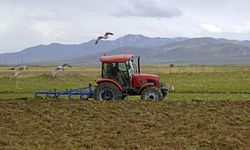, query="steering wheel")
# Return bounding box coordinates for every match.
[117,71,127,77]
